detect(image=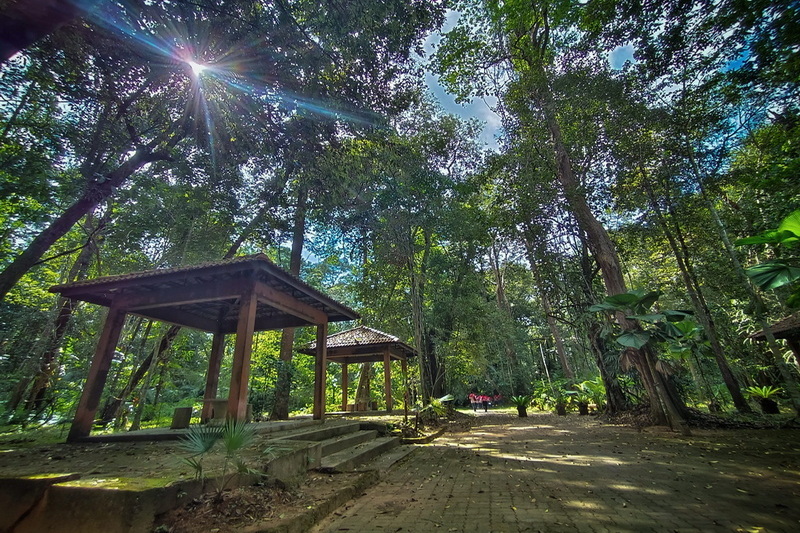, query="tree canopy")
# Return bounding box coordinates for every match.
[1,0,798,429]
